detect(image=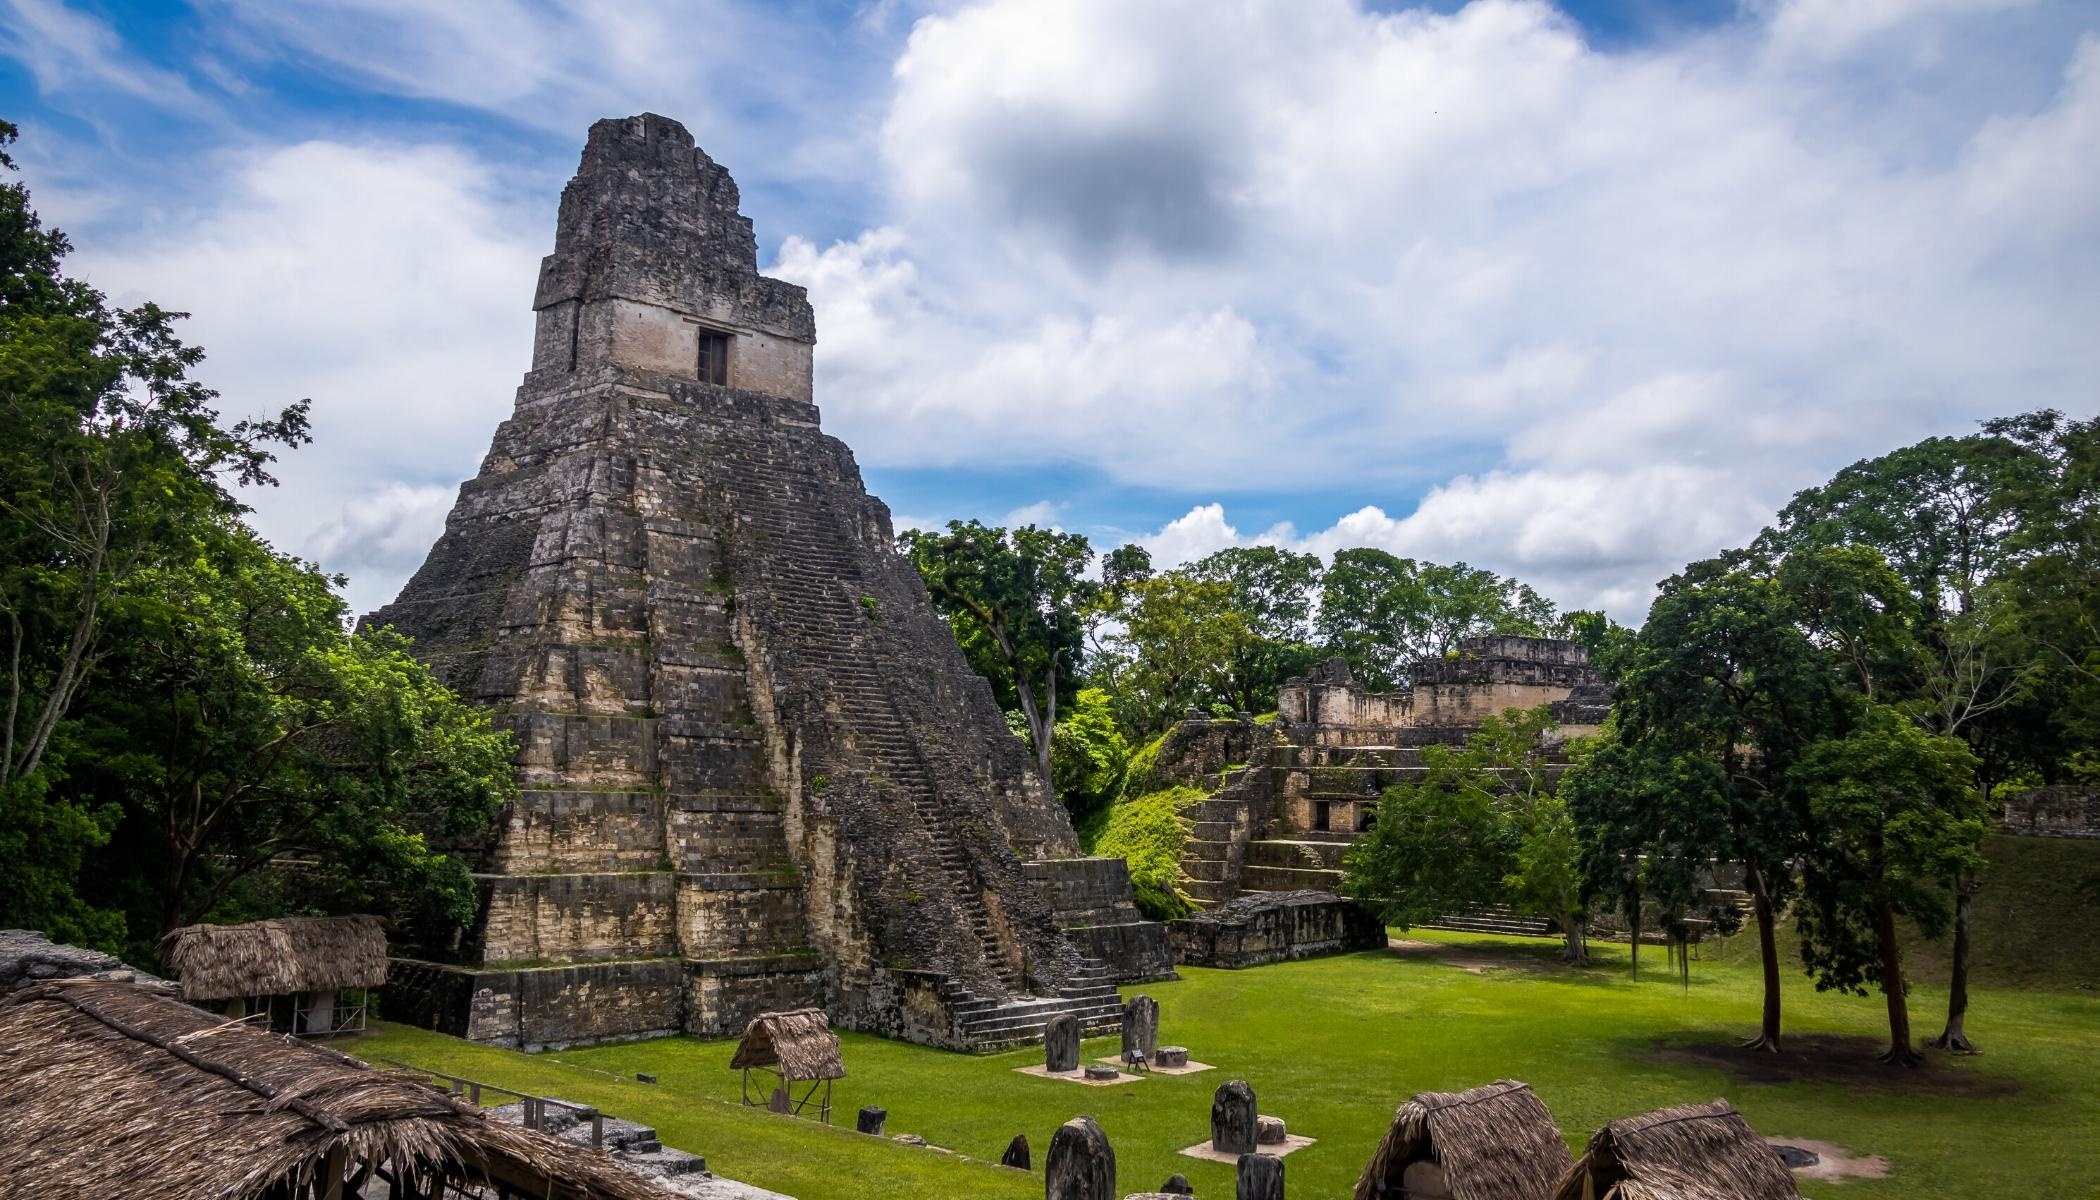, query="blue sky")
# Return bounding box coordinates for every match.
[5,0,2097,621]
